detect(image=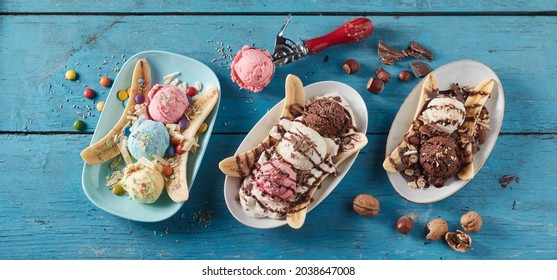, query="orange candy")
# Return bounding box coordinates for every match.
[100,76,112,87]
[162,165,174,176]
